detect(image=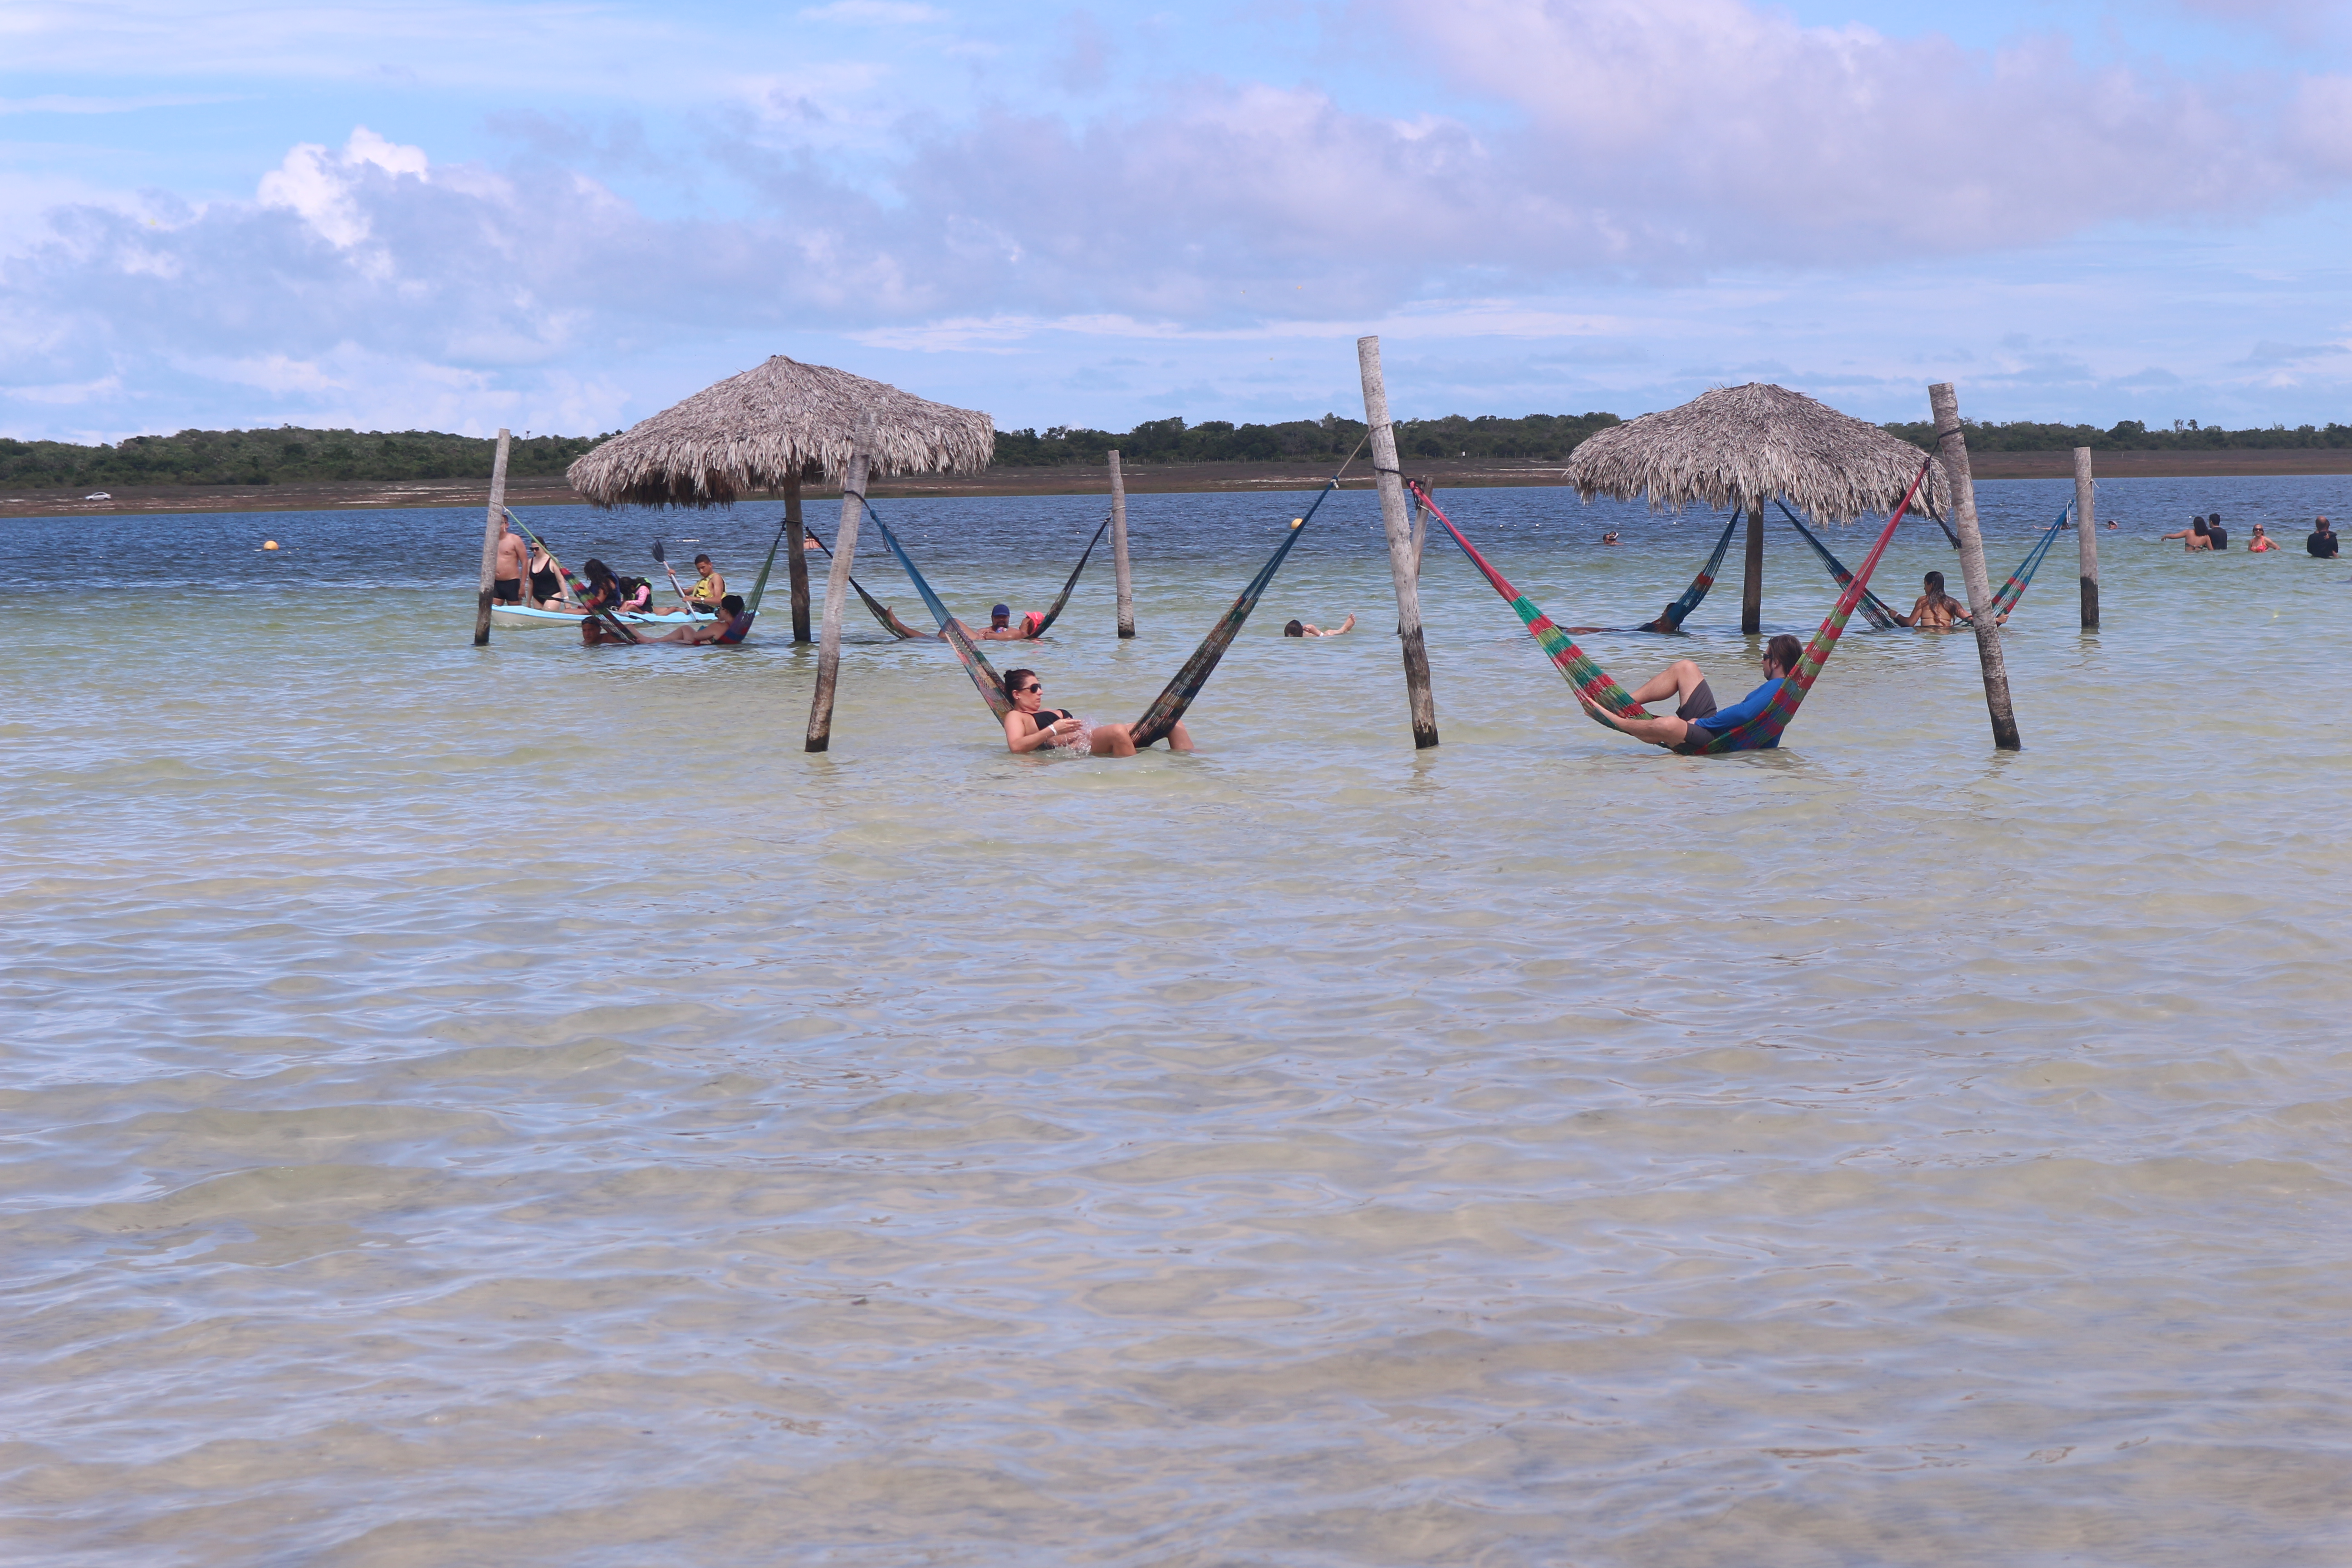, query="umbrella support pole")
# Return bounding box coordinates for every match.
[785,473,813,643]
[2074,446,2100,629]
[471,428,512,645]
[1358,334,1439,749]
[1929,383,2023,750]
[1110,449,1135,638]
[1740,502,1763,635]
[807,446,870,752]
